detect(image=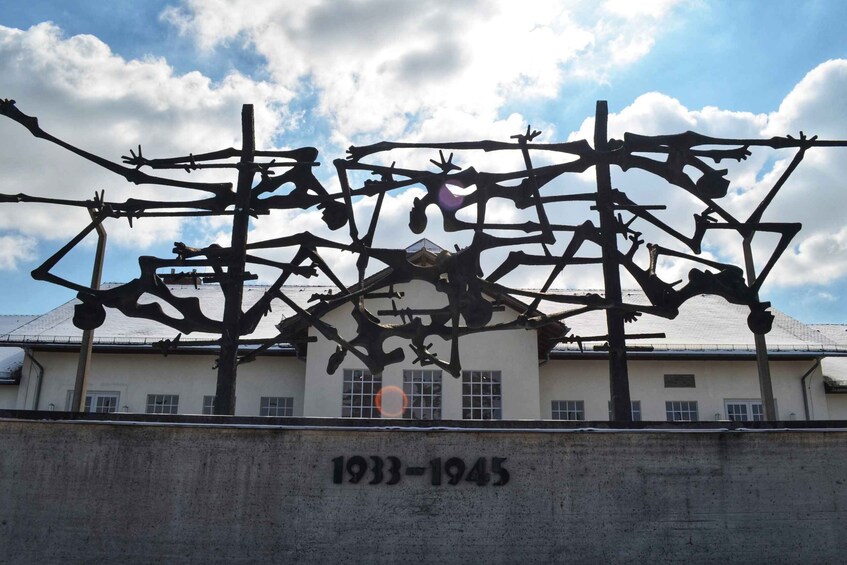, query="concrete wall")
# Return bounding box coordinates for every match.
[2,418,847,564]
